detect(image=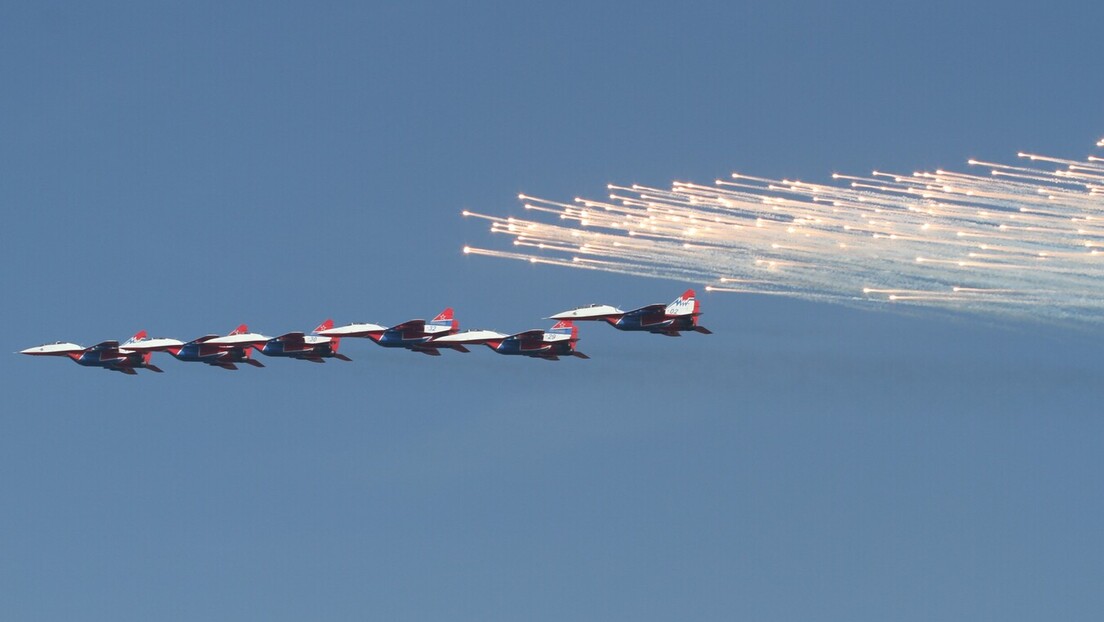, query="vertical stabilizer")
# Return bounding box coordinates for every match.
[430,308,459,333]
[123,330,148,347]
[665,289,699,316]
[549,320,578,340]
